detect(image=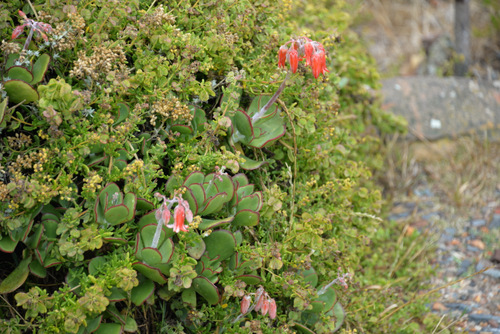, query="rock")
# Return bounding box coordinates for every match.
[457,259,473,276]
[469,314,500,323]
[490,214,500,229]
[381,77,500,141]
[484,268,500,279]
[432,302,448,311]
[472,219,487,227]
[444,303,473,313]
